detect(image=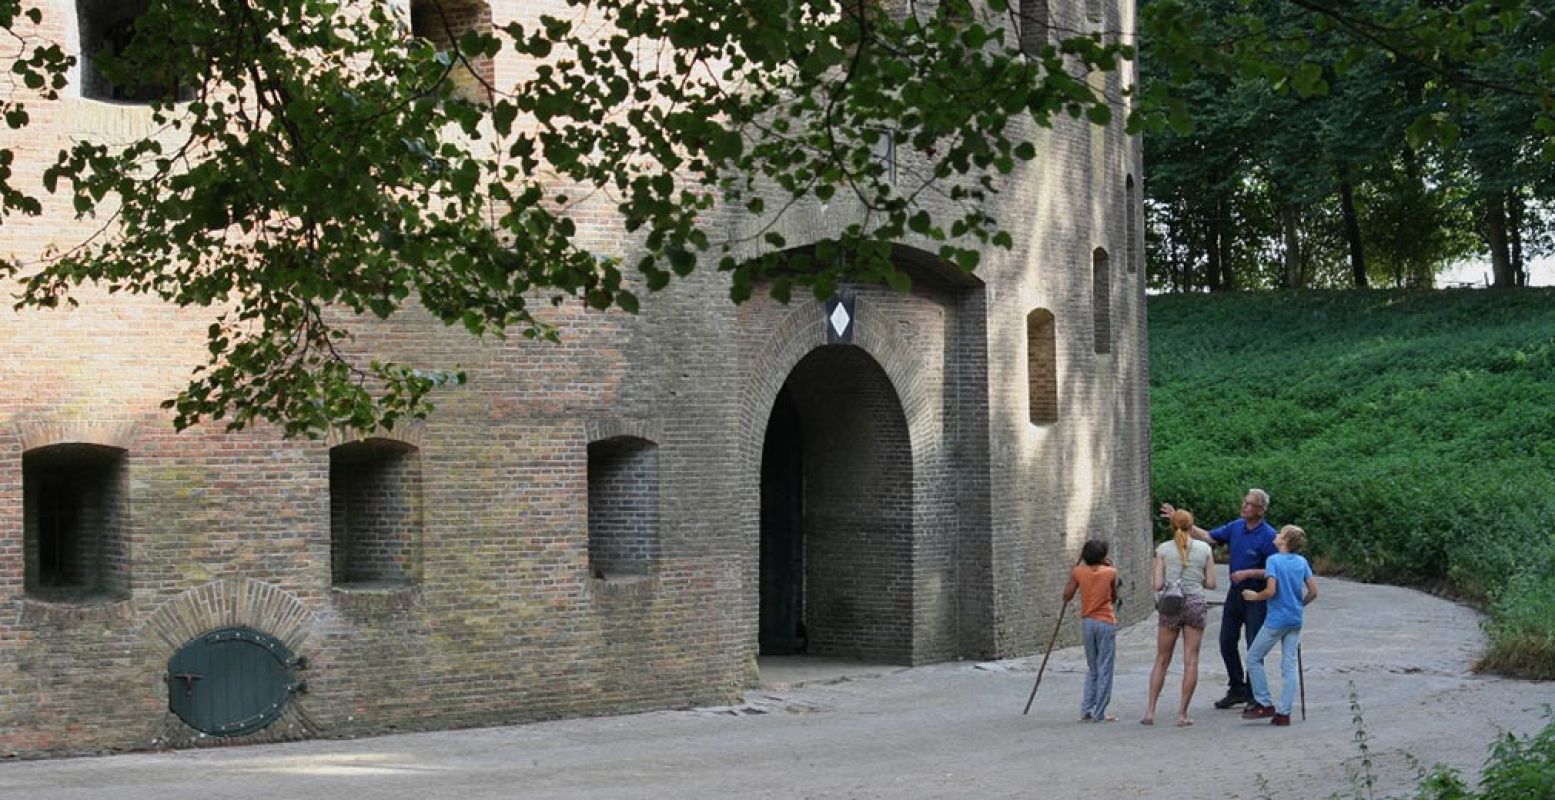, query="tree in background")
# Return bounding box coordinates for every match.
[1139,0,1555,292]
